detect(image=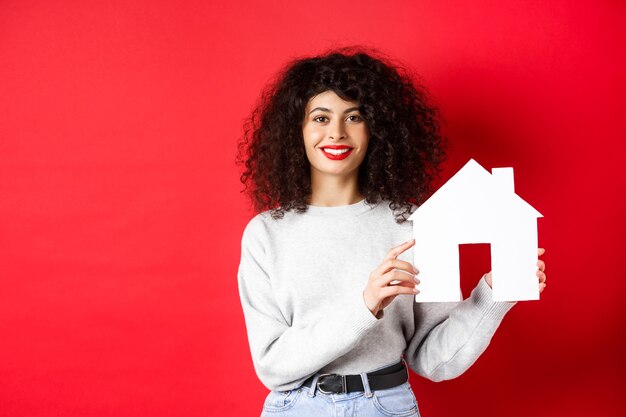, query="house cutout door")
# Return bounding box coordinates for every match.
[459,243,491,299]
